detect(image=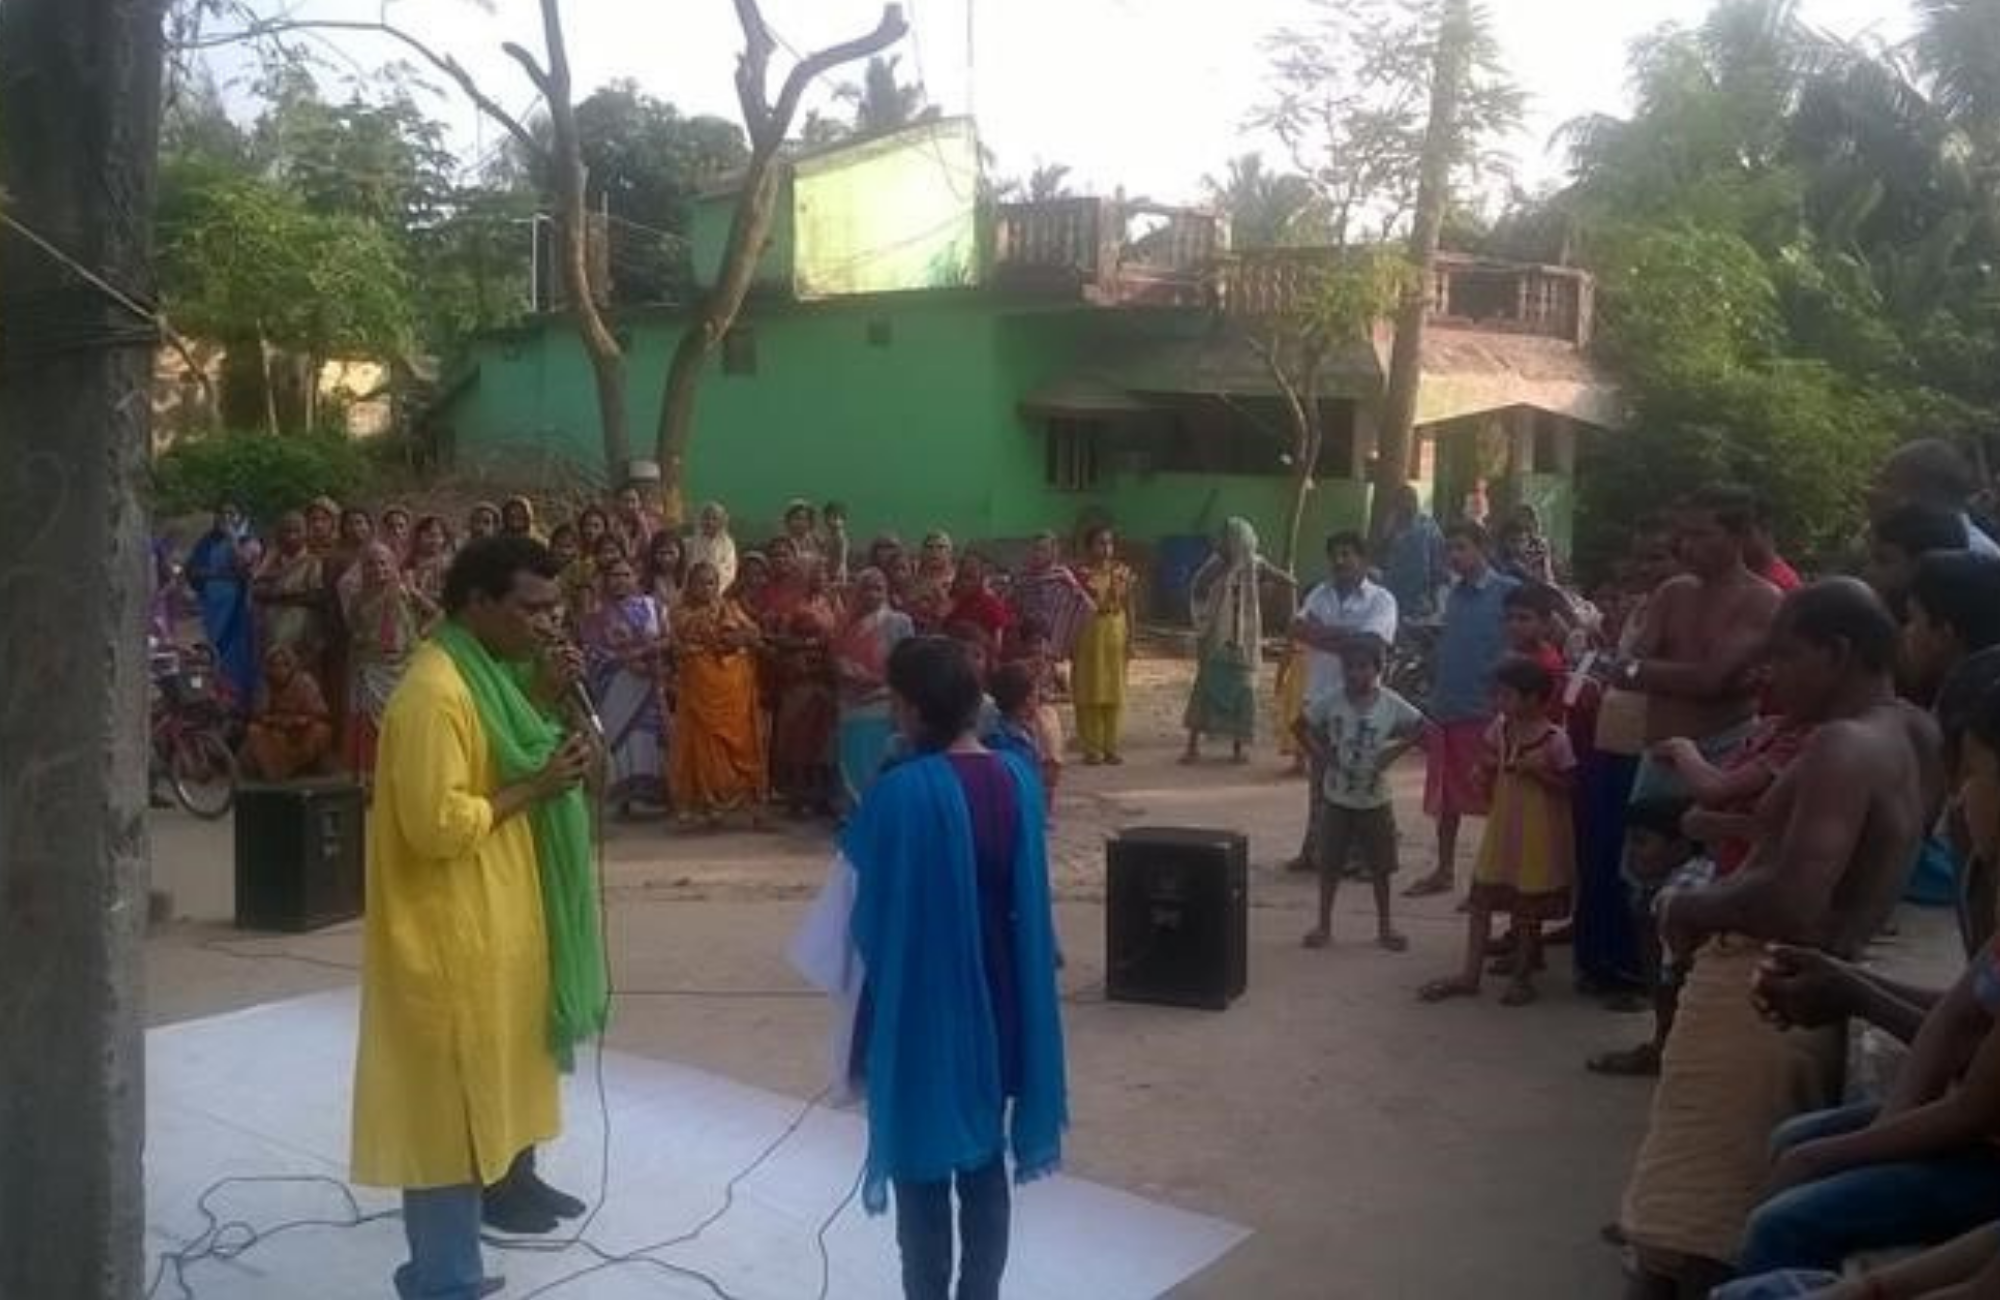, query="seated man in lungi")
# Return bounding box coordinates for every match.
[1618,581,1936,1298]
